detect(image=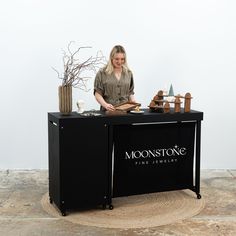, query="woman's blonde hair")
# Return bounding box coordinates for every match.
[104,45,130,74]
